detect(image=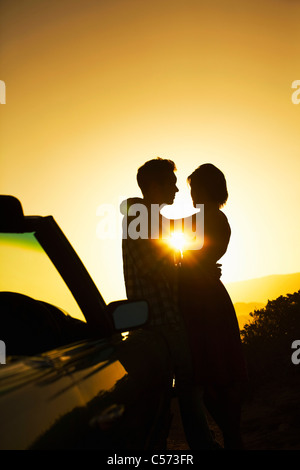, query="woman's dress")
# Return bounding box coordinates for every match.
[179,209,247,386]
